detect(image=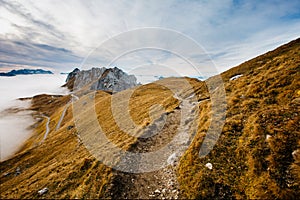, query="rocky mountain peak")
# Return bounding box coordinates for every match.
[63,67,138,92]
[65,68,80,82]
